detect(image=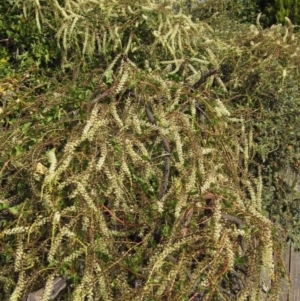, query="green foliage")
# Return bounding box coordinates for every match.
[255,0,300,26]
[185,0,300,27]
[0,1,61,70]
[1,0,300,300]
[184,0,260,25]
[212,16,300,243]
